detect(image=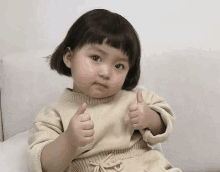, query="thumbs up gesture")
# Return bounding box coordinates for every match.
[128,91,152,131]
[65,103,95,147]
